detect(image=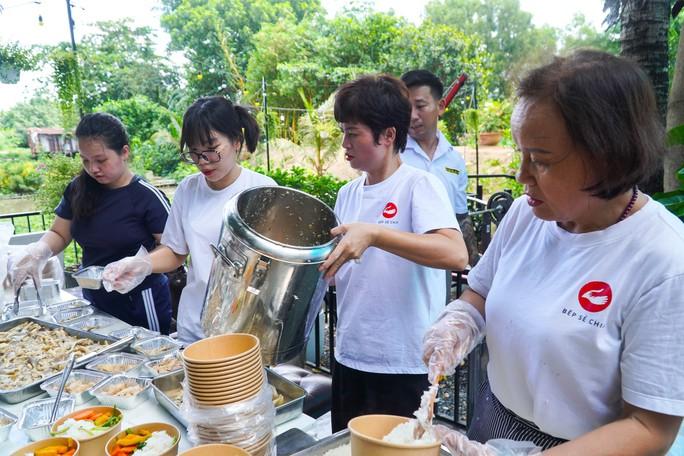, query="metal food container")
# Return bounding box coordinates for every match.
[143,354,183,377]
[18,396,75,441]
[19,278,61,303]
[131,335,181,359]
[90,374,150,409]
[40,369,109,404]
[0,317,132,404]
[71,265,104,289]
[48,299,91,313]
[150,370,186,427]
[52,306,95,324]
[67,315,119,334]
[202,186,339,365]
[0,406,17,442]
[109,326,159,341]
[85,352,145,375]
